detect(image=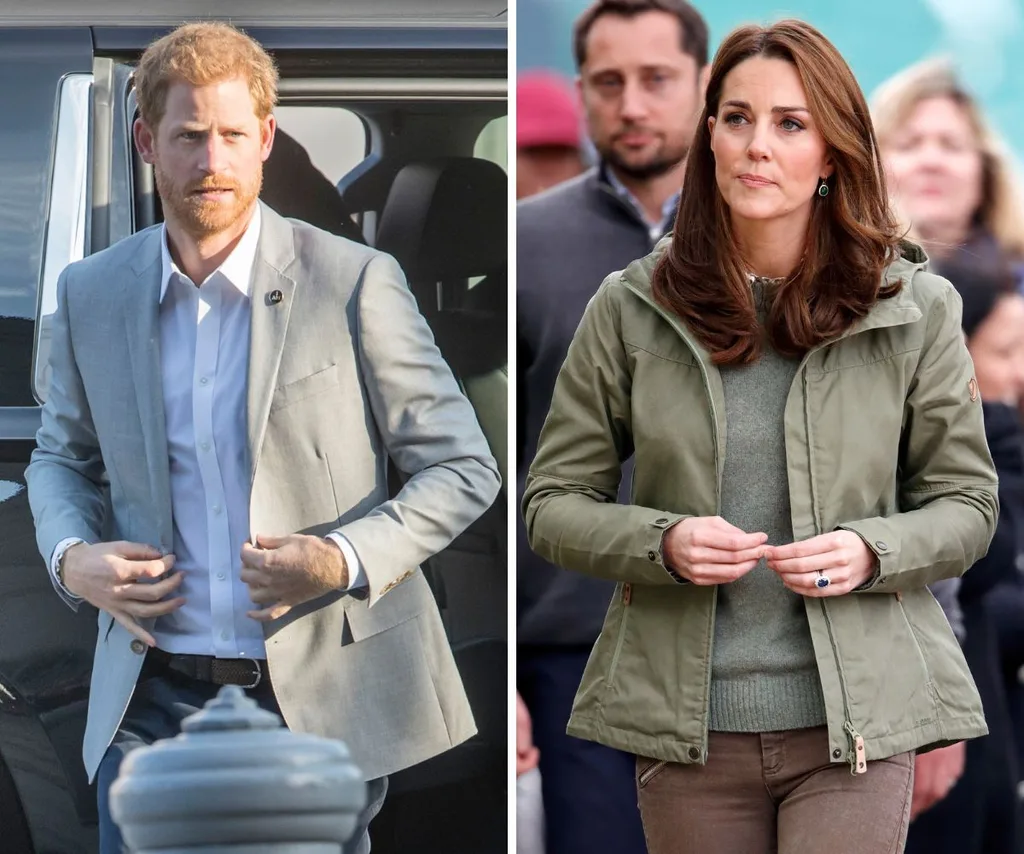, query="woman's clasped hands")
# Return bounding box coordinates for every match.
[663,516,879,596]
